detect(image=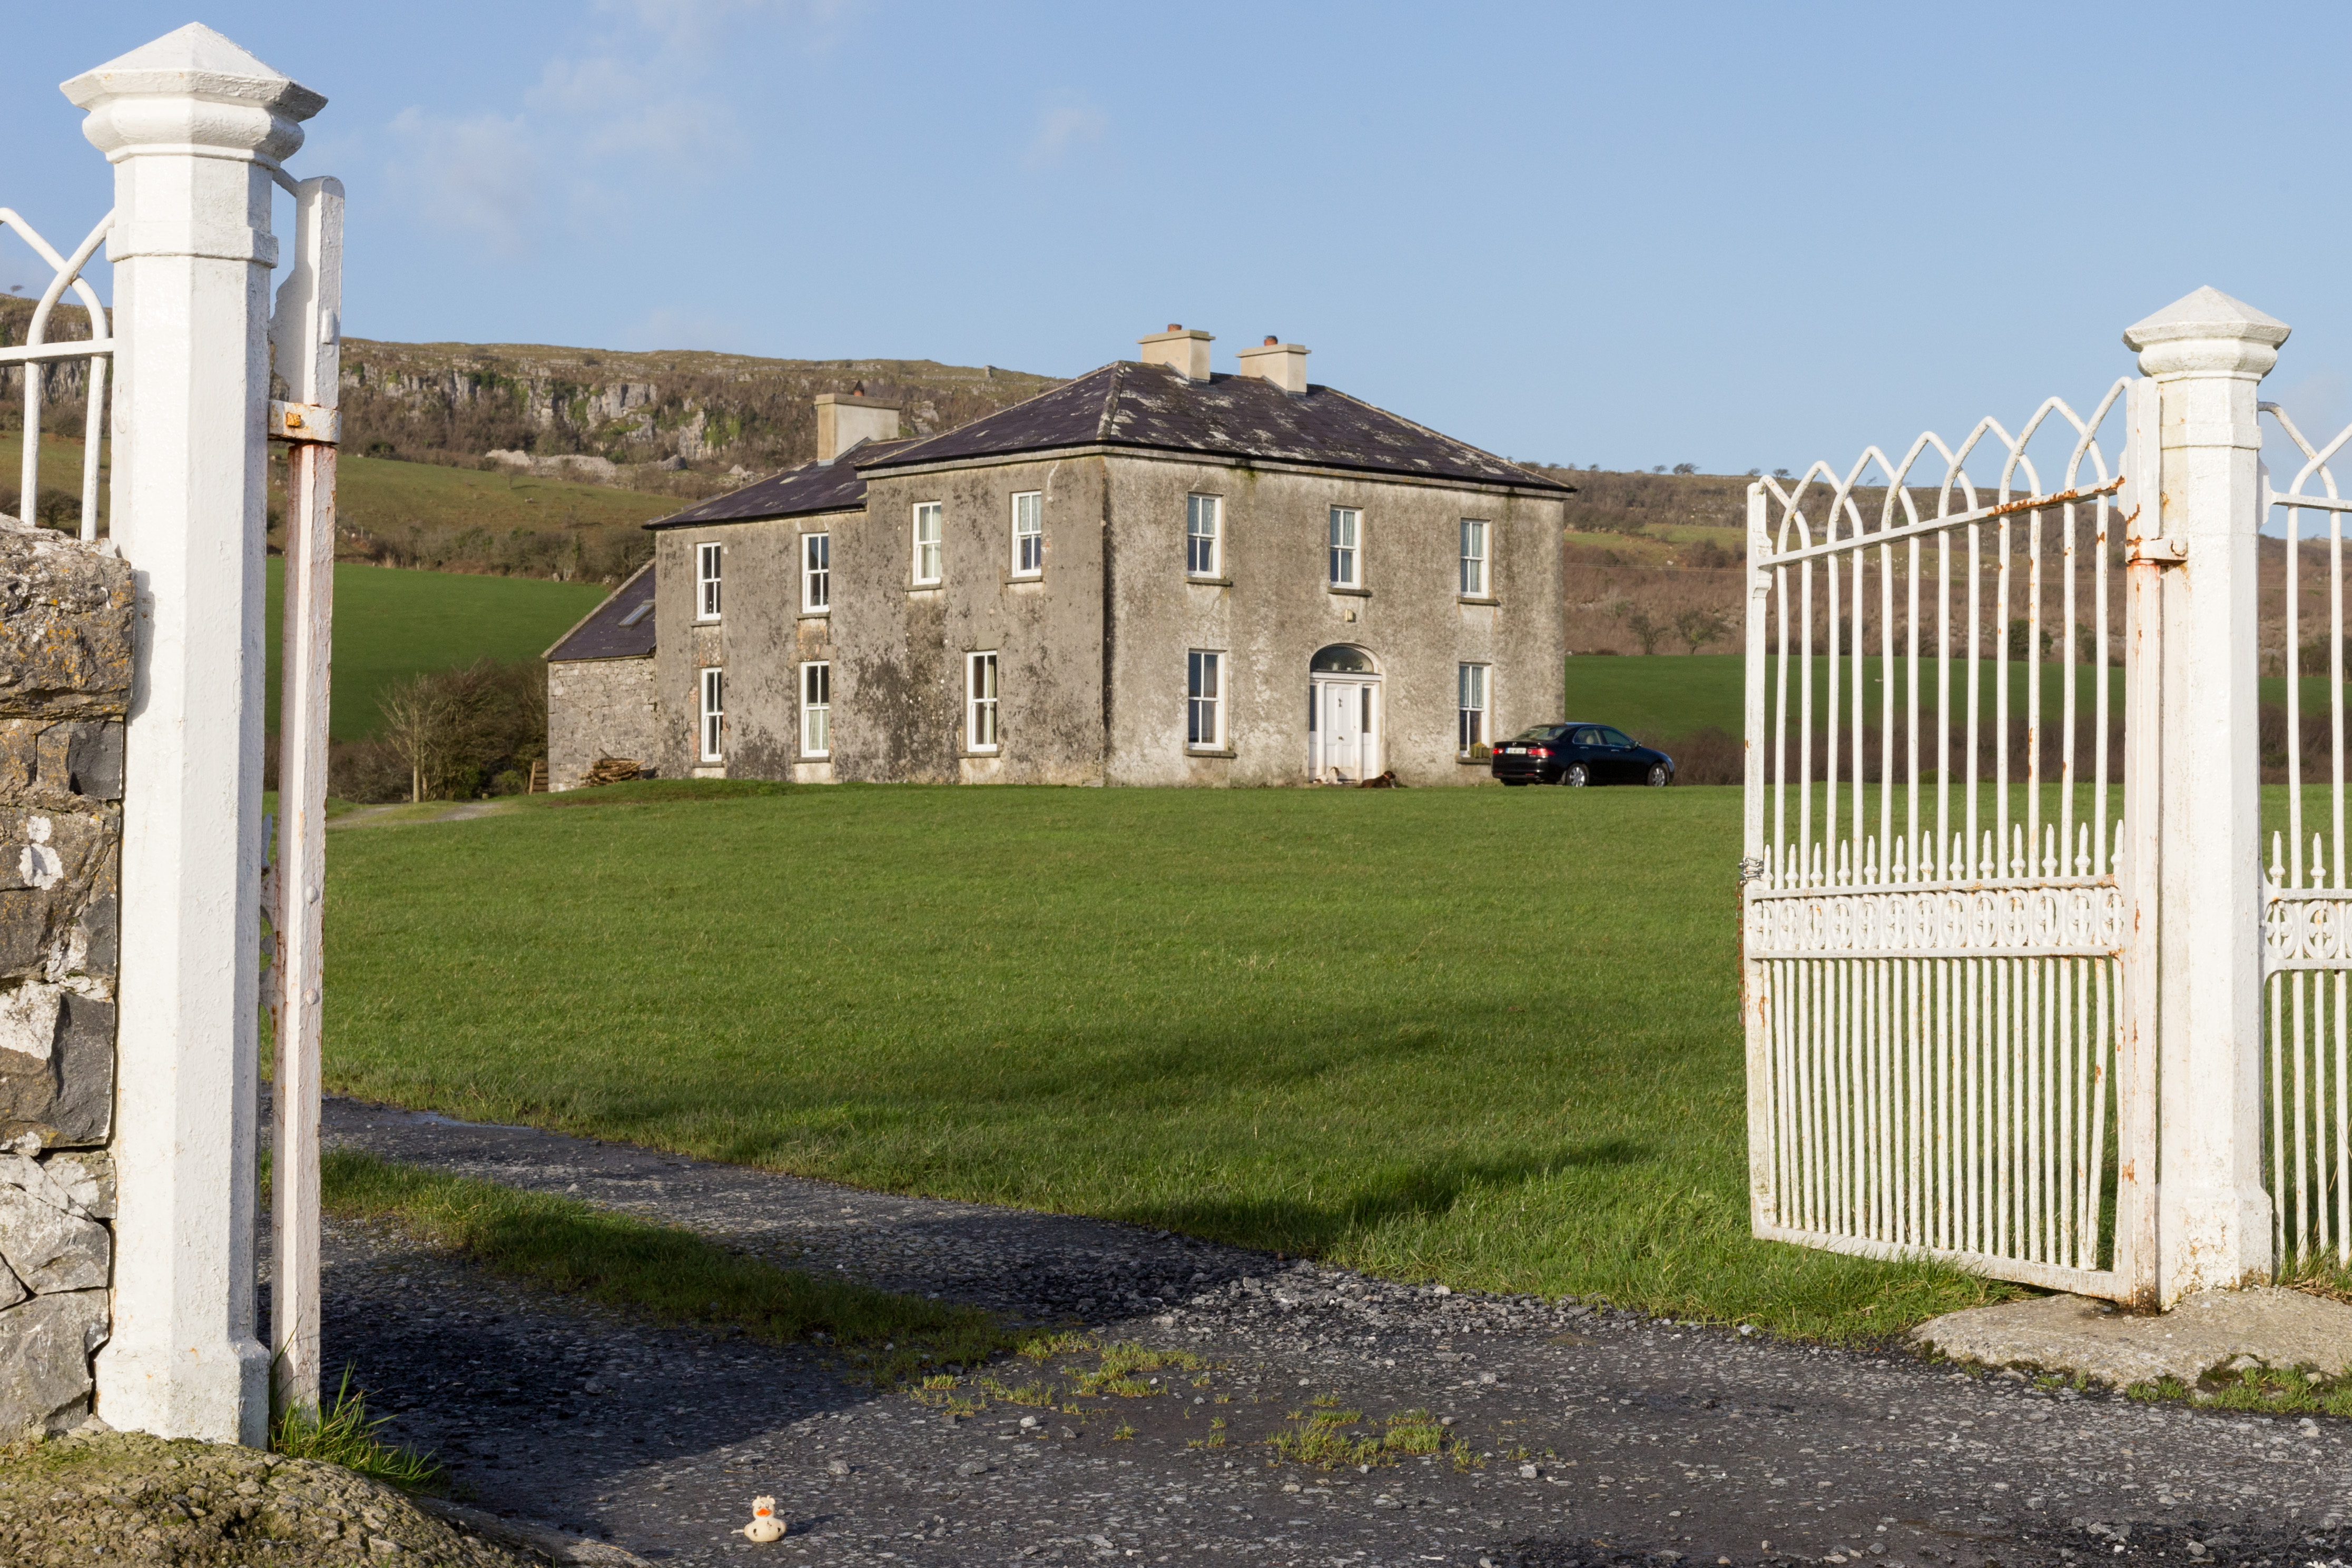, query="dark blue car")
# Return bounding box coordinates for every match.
[1490,722,1674,787]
